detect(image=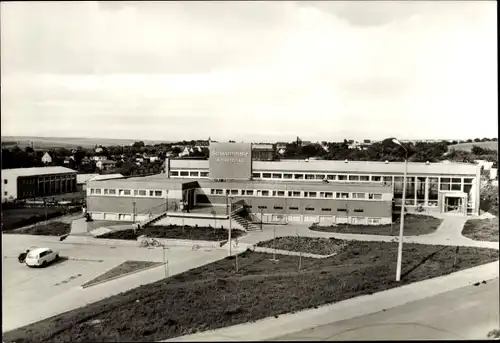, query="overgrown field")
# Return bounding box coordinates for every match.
[2,221,71,236]
[257,236,347,256]
[97,225,246,241]
[310,214,442,236]
[462,218,499,242]
[1,206,81,232]
[4,241,498,343]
